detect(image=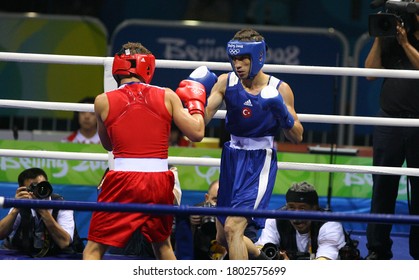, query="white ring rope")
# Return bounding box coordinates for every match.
[0,149,419,177]
[1,52,419,179]
[1,51,419,125]
[1,99,419,127]
[1,51,419,79]
[0,52,106,65]
[0,99,93,112]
